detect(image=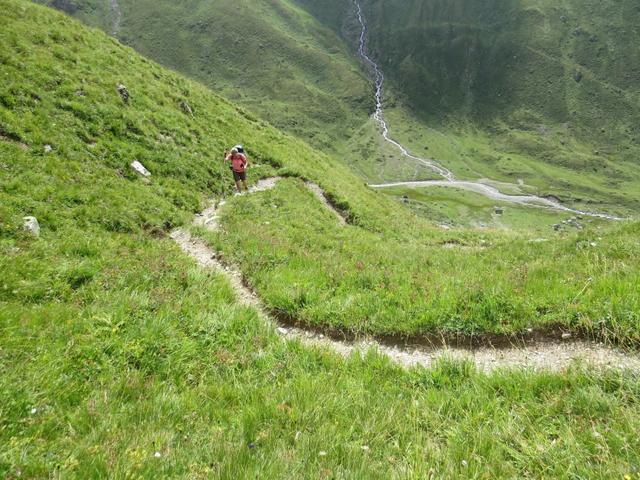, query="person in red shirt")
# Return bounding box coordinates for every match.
[224,147,249,193]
